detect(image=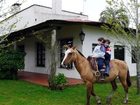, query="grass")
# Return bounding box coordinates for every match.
[0,79,140,105]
